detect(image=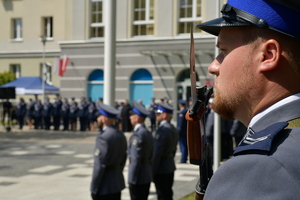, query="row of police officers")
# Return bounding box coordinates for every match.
[14,96,100,131]
[90,102,179,200]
